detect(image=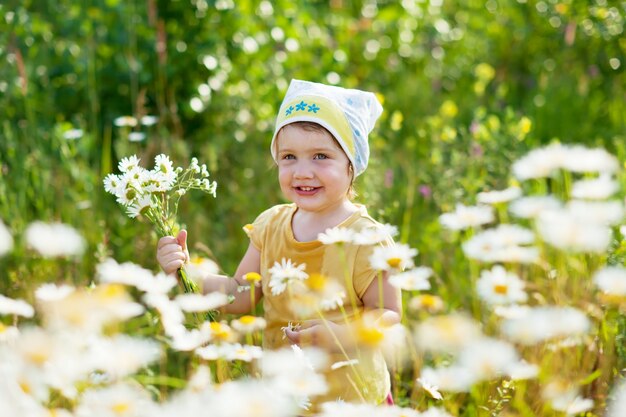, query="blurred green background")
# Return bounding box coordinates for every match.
[1,0,624,293]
